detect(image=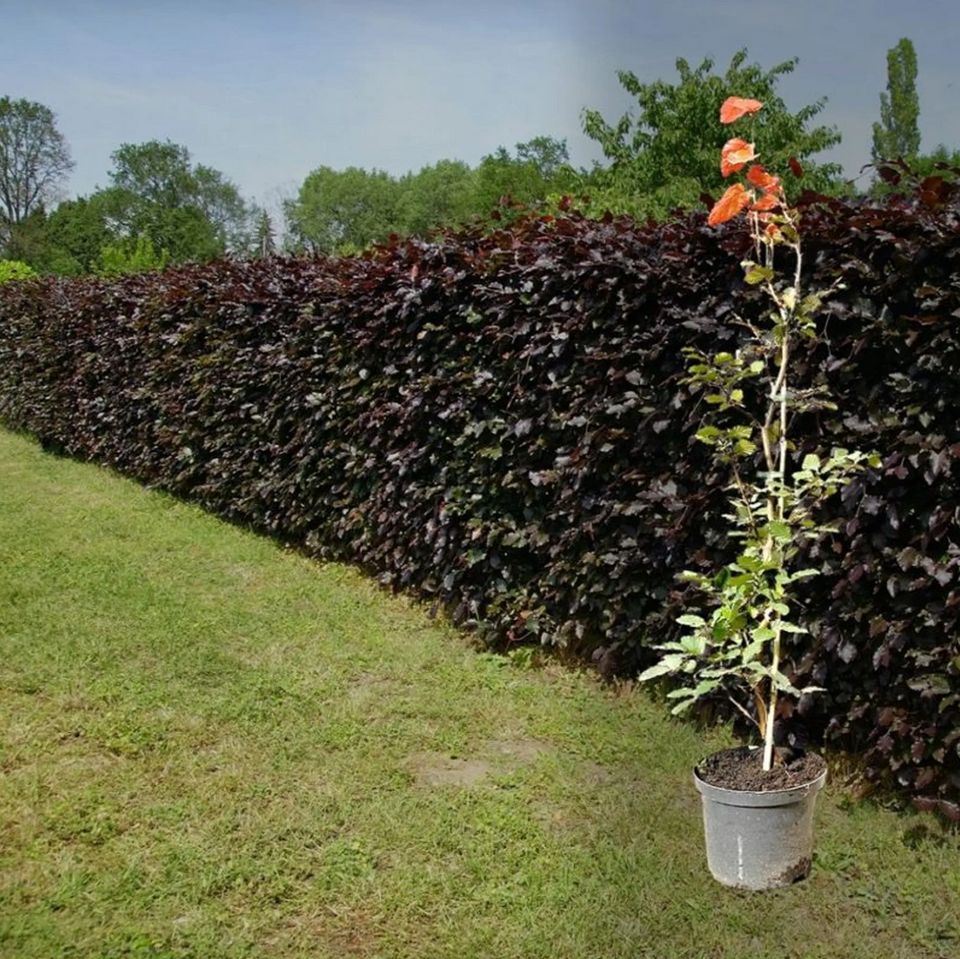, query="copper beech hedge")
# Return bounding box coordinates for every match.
[1,189,958,812]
